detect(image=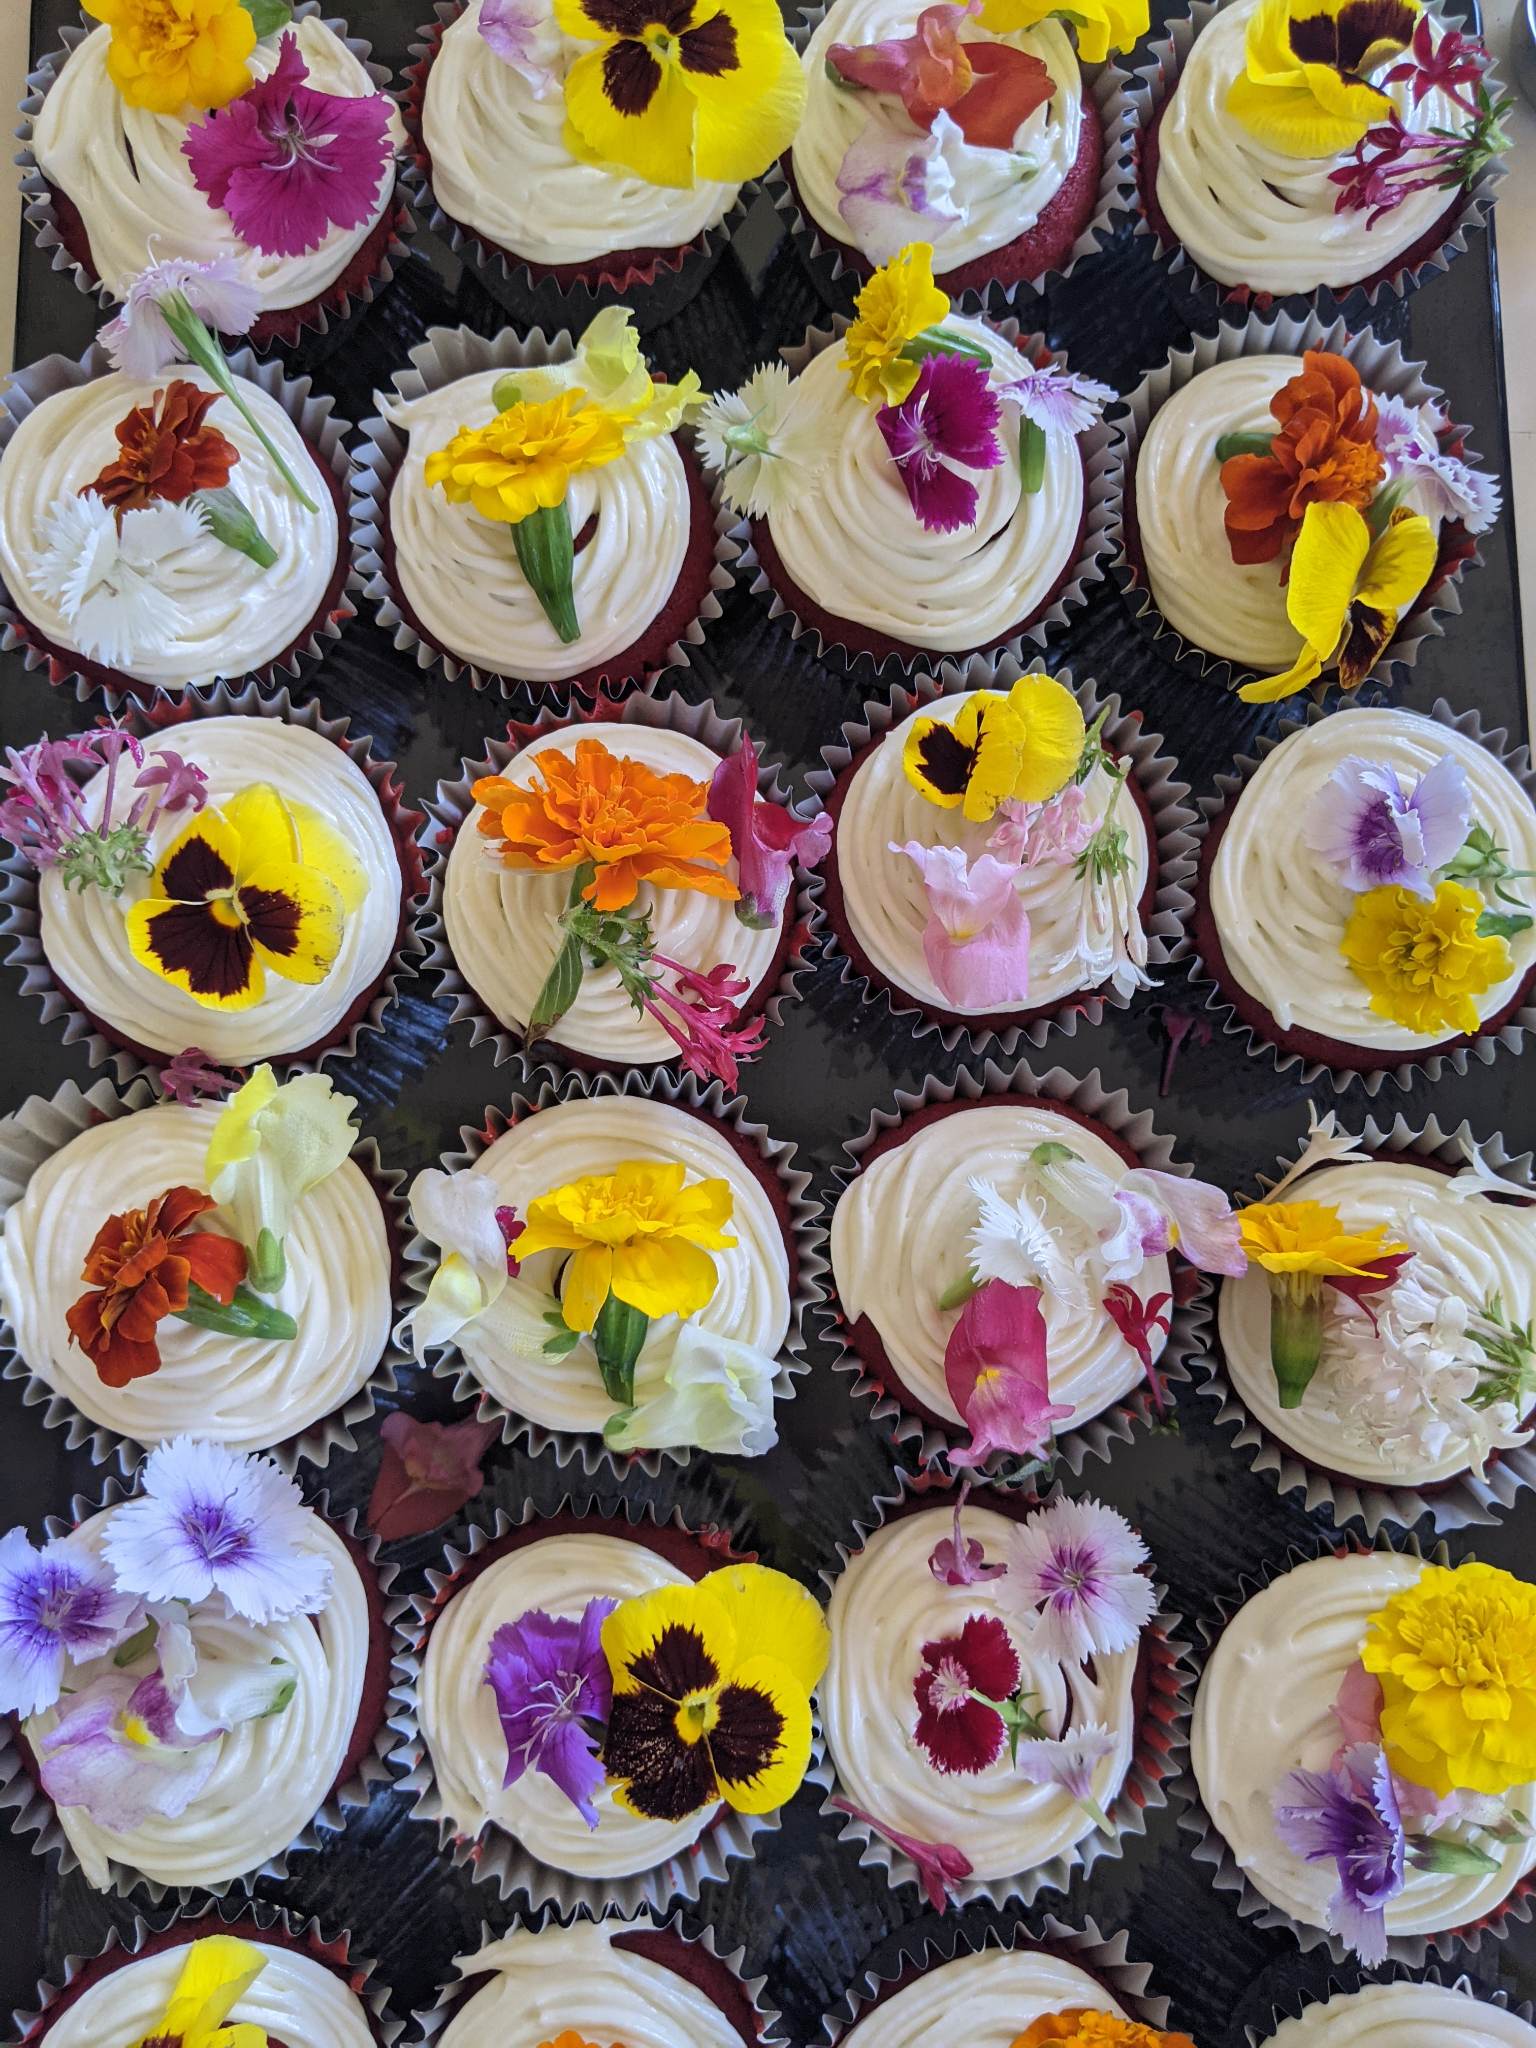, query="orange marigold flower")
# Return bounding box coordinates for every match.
[64,1186,247,1390]
[1012,2013,1199,2048]
[1220,349,1384,566]
[536,2035,615,2048]
[85,379,238,515]
[472,737,739,914]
